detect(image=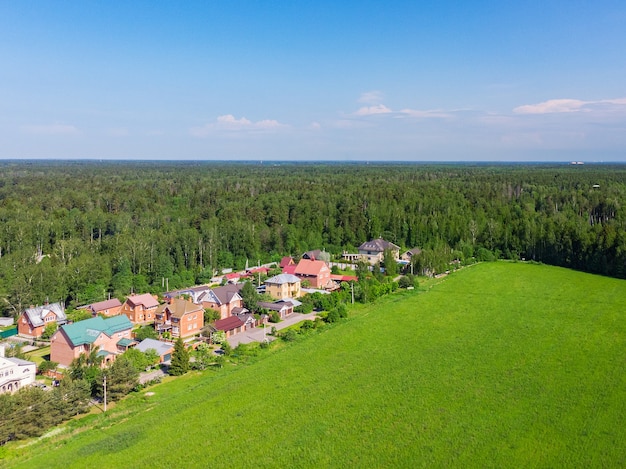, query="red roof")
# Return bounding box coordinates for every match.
[224,272,242,280]
[279,256,295,268]
[282,265,297,275]
[295,259,329,276]
[330,274,358,282]
[248,267,270,274]
[126,294,159,308]
[213,316,244,331]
